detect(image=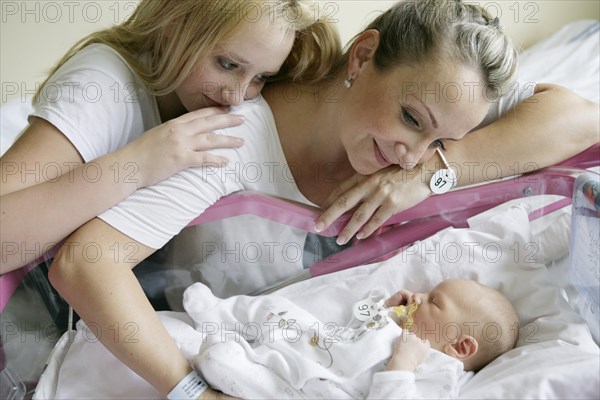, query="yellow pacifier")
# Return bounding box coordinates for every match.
[391,302,419,330]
